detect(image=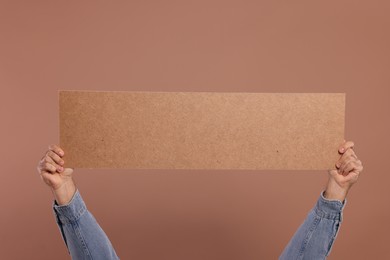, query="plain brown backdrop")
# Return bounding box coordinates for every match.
[0,1,389,259]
